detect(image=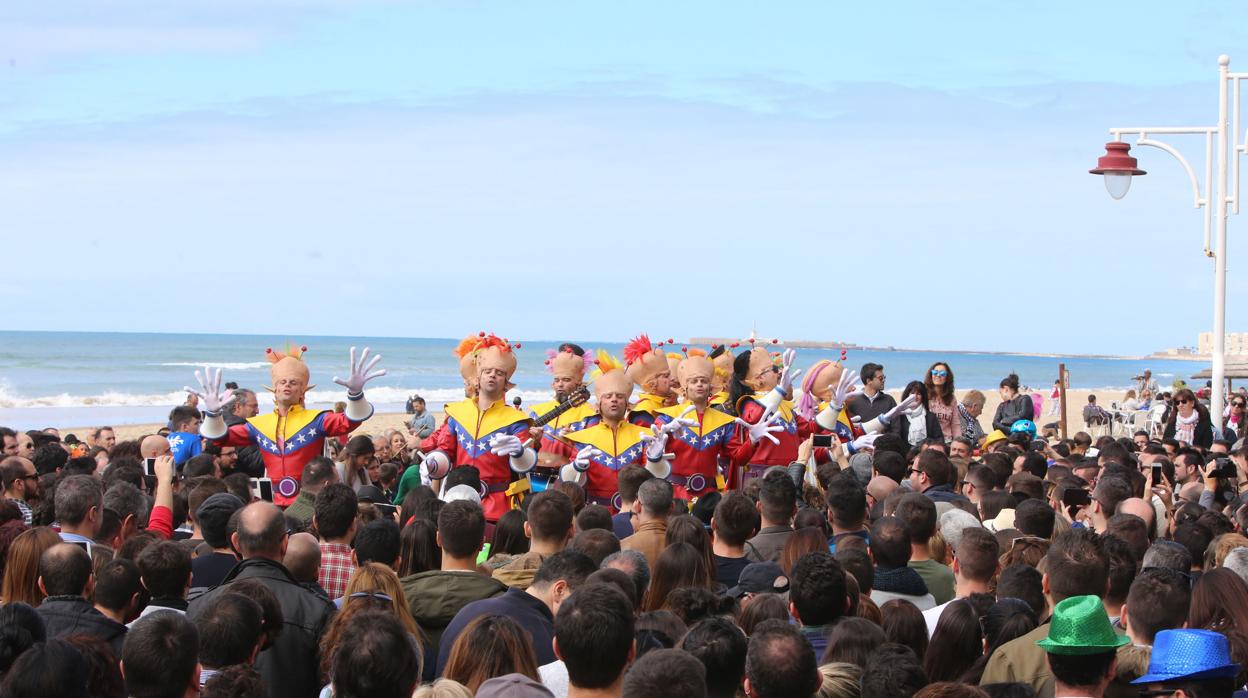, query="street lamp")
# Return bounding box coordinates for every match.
[1090,55,1247,421]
